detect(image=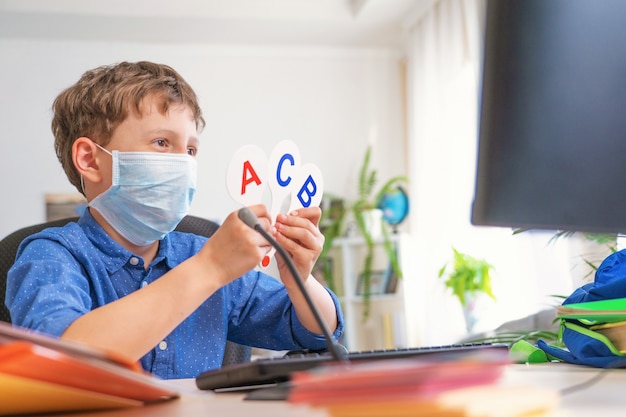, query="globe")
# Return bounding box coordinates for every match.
[377,186,410,228]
